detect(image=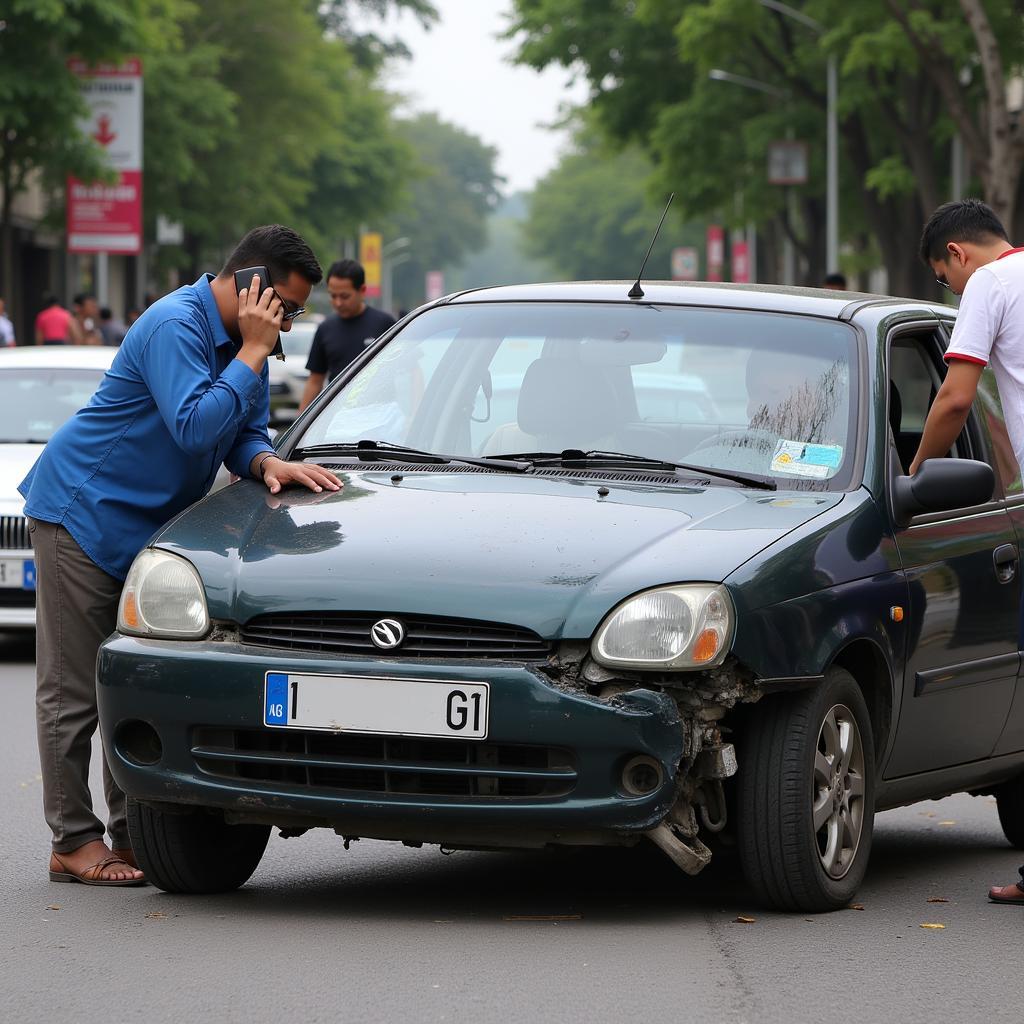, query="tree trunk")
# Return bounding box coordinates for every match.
[958,0,1024,228]
[0,154,14,306]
